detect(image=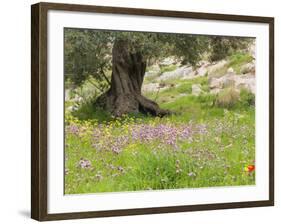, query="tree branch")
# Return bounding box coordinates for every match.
[100,69,111,86]
[88,79,104,92]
